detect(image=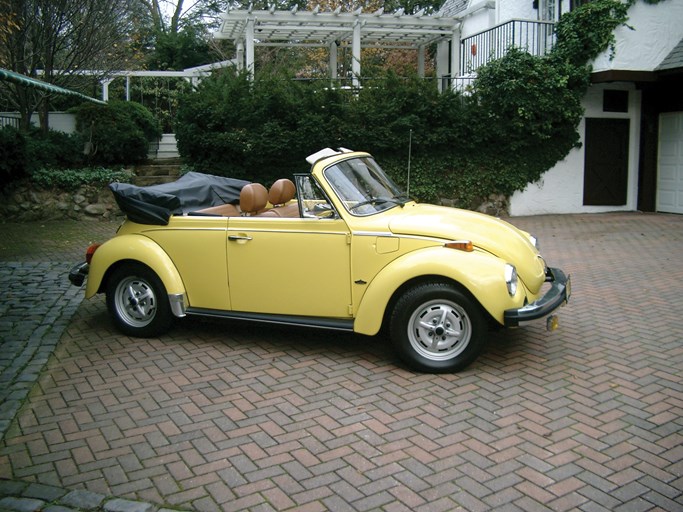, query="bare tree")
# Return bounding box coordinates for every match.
[0,0,137,131]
